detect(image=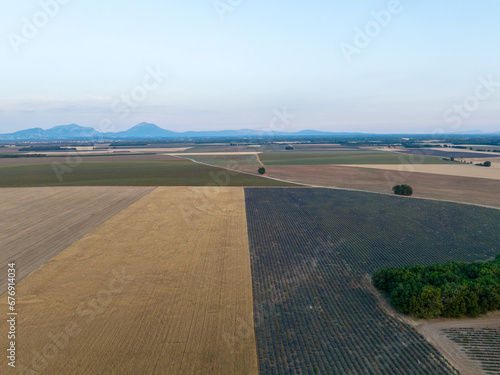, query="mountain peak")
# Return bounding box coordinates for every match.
[50,124,90,130]
[132,122,161,129]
